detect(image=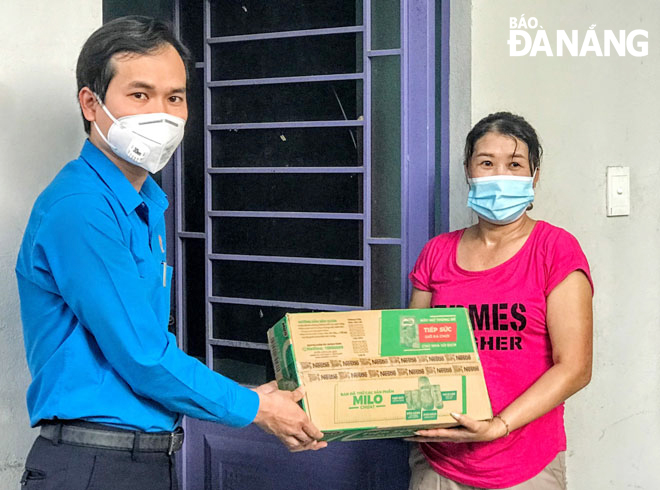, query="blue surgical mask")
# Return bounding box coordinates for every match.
[467,174,535,225]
